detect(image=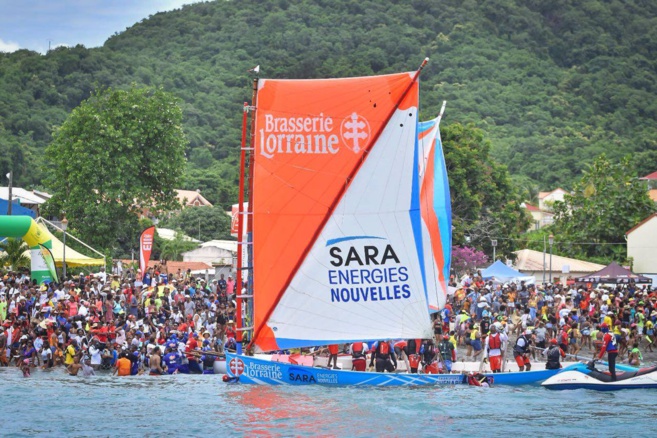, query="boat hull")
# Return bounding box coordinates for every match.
[542,366,657,391]
[225,353,465,386]
[483,369,561,385]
